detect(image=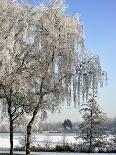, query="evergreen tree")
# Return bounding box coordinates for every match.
[62,119,72,130]
[79,95,104,152]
